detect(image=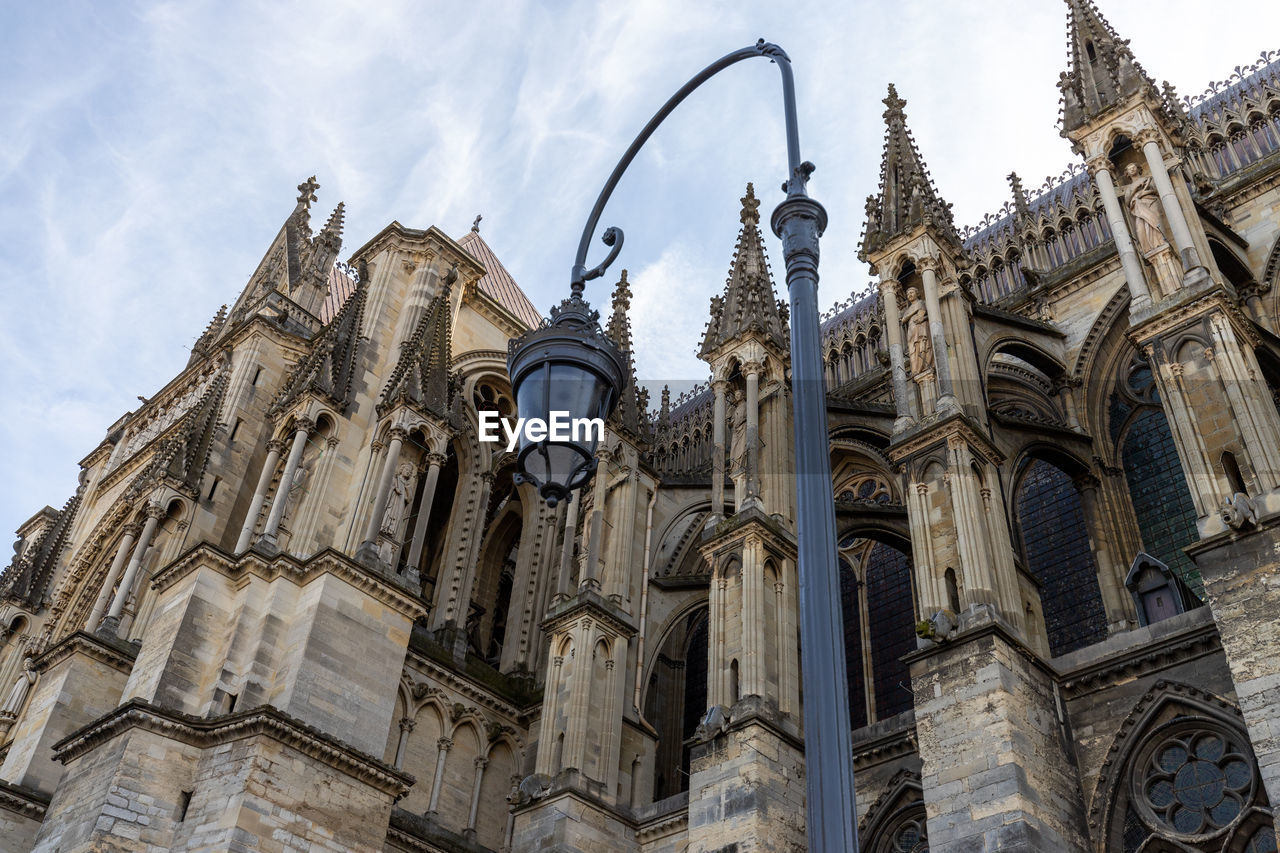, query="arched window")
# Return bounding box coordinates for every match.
[643,607,708,801]
[839,533,916,724]
[469,472,522,667]
[1014,458,1108,656]
[1112,352,1203,597]
[839,555,868,731]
